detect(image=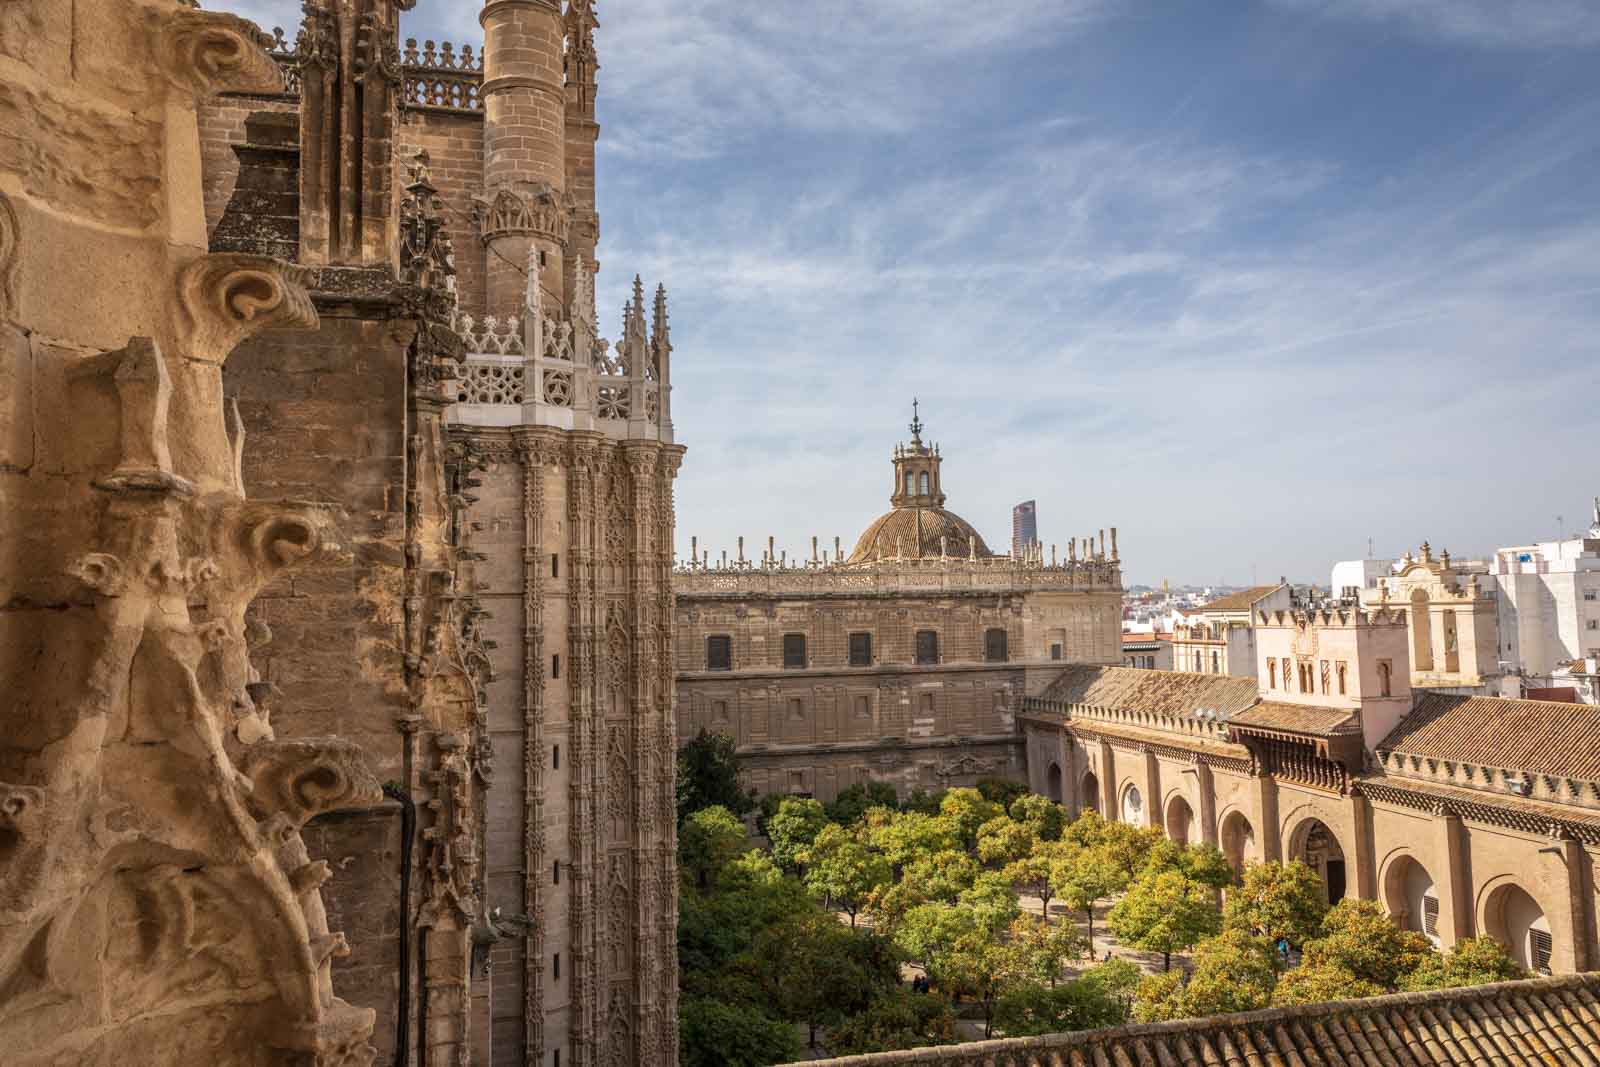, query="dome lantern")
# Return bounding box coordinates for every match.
[845,402,993,565]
